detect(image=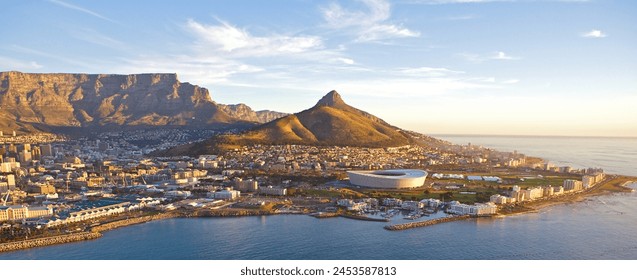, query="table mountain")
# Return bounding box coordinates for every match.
[0,71,251,134]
